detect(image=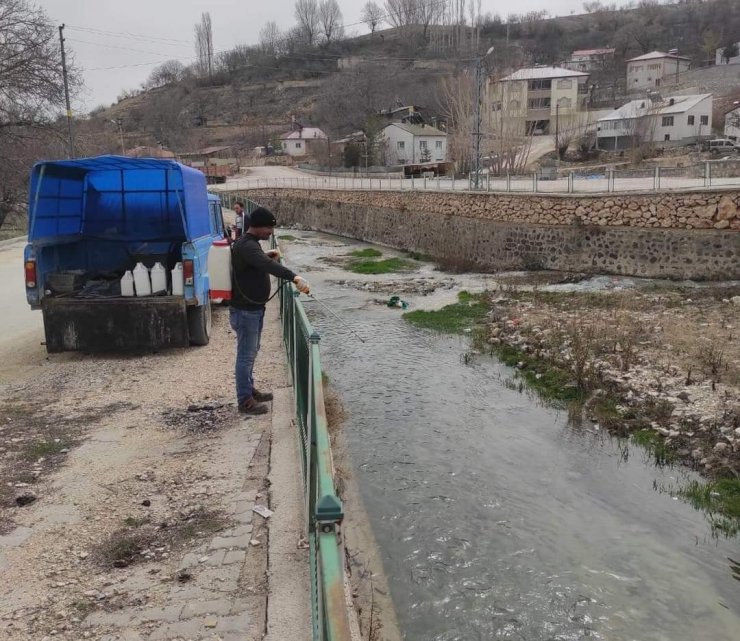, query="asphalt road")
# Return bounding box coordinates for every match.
[216,164,740,194]
[0,239,40,345]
